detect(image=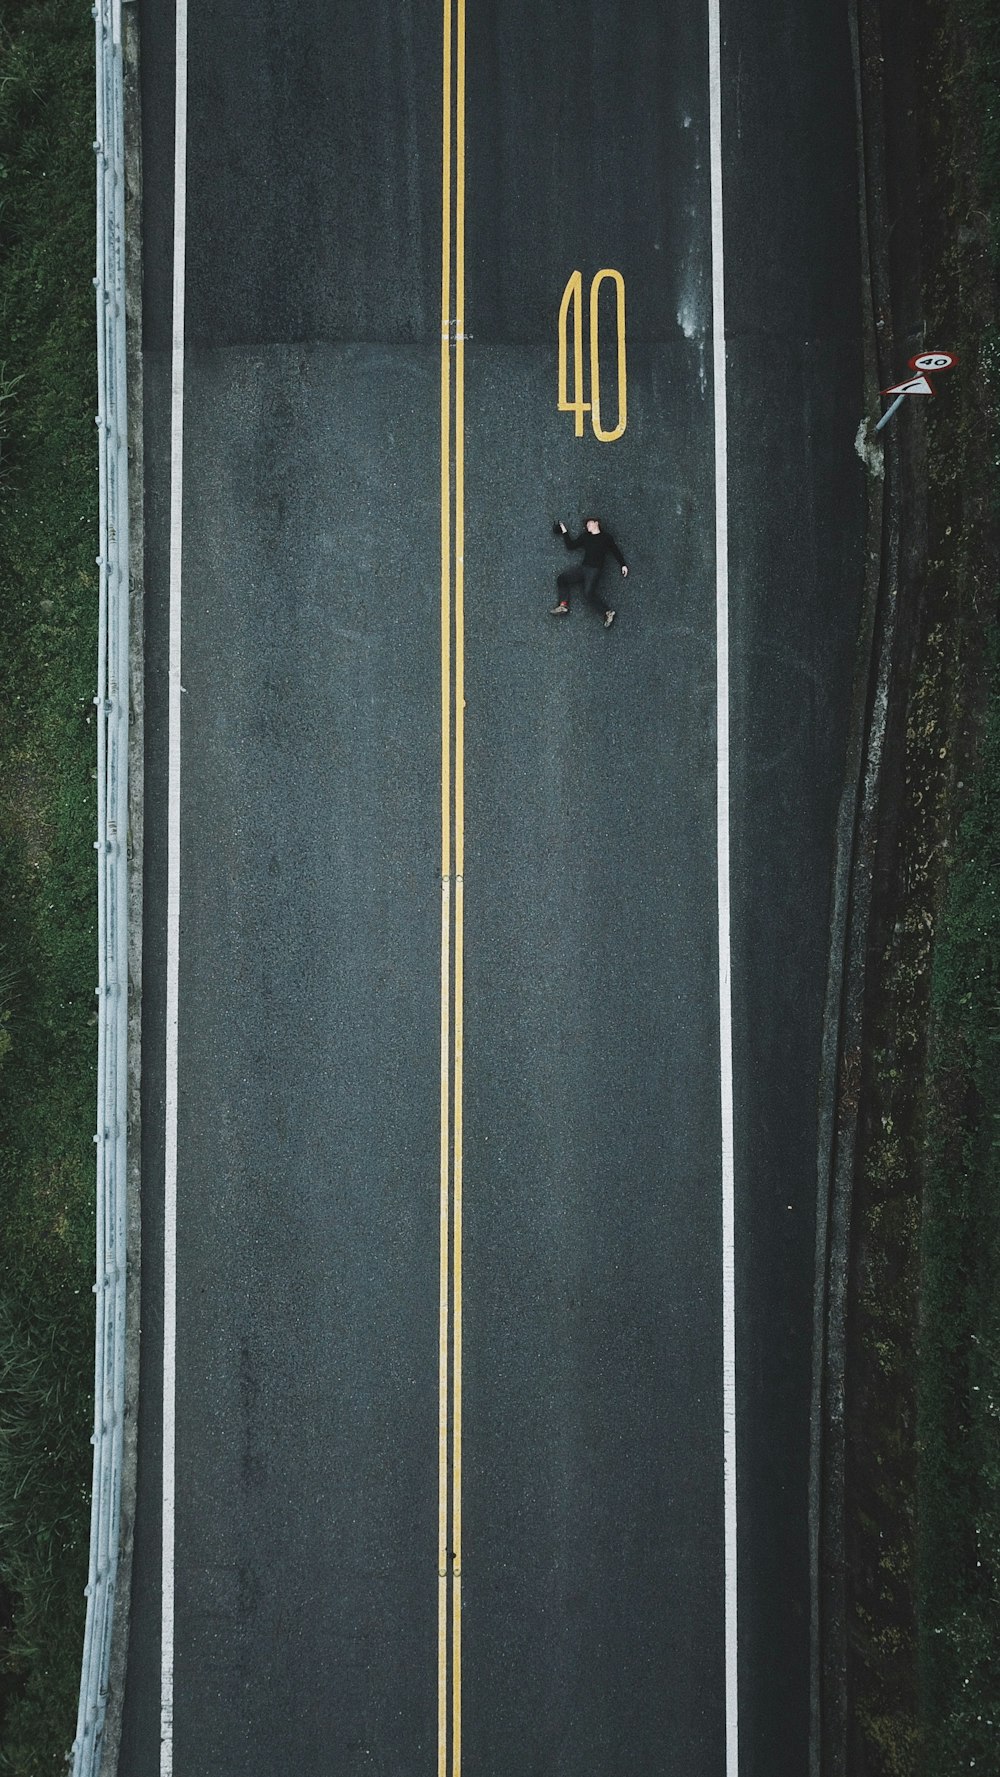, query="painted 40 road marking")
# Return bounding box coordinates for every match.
[558,268,627,443]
